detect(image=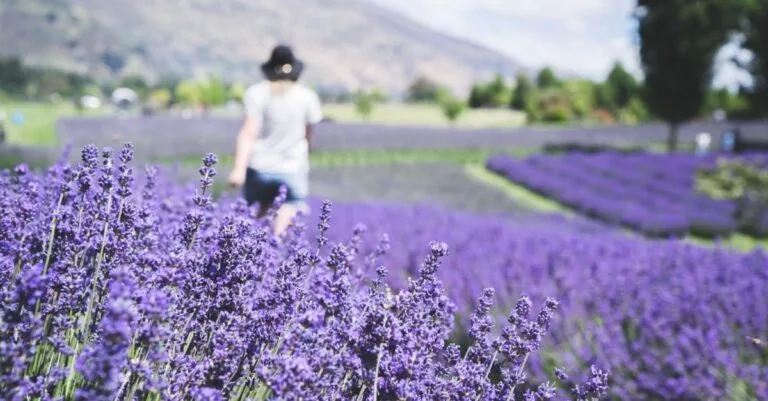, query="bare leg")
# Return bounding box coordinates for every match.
[273,203,298,238]
[256,204,270,219]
